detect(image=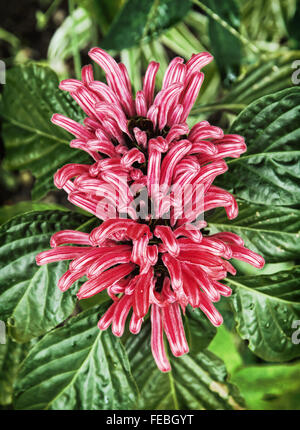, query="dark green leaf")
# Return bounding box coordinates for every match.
[14,306,138,410]
[208,201,300,263]
[184,305,217,353]
[101,0,192,51]
[0,202,67,225]
[0,210,91,342]
[78,0,124,35]
[0,64,91,200]
[224,266,300,362]
[0,338,28,406]
[201,0,241,84]
[222,87,300,206]
[126,321,244,410]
